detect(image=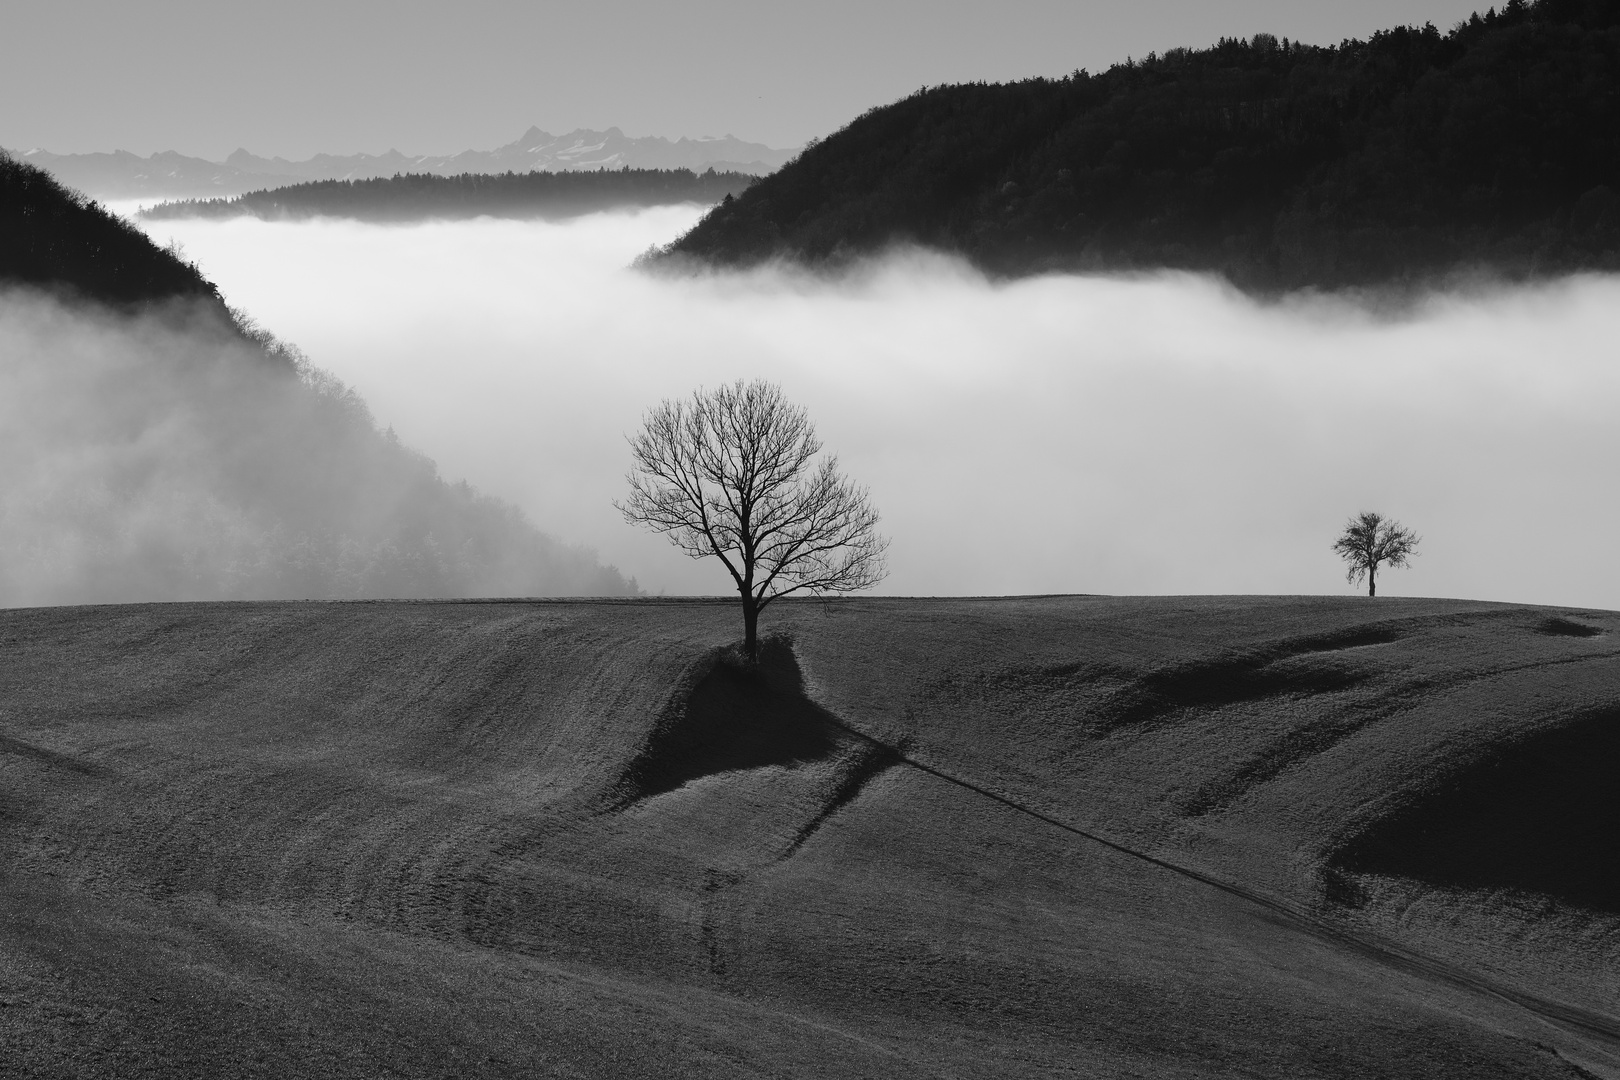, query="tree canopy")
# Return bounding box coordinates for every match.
[1333,512,1420,596]
[619,380,886,655]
